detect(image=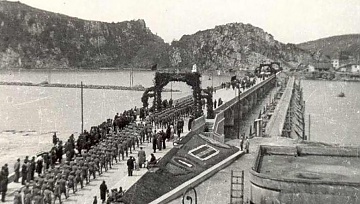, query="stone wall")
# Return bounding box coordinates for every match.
[250,145,360,204]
